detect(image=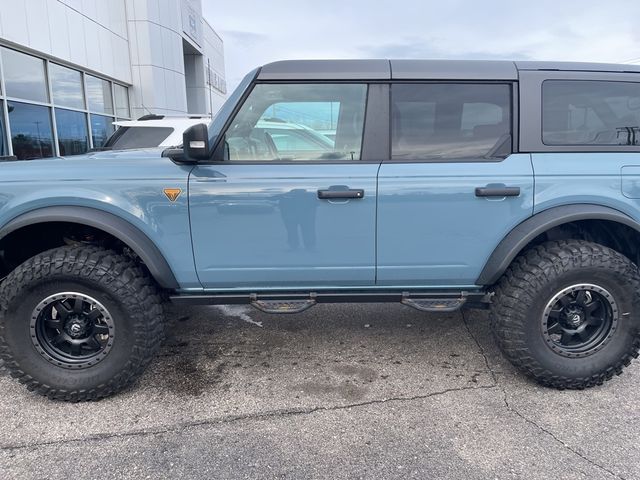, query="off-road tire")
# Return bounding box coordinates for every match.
[491,240,640,389]
[0,245,164,401]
